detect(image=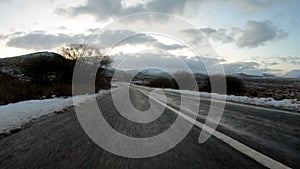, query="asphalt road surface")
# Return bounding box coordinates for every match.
[0,84,299,169]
